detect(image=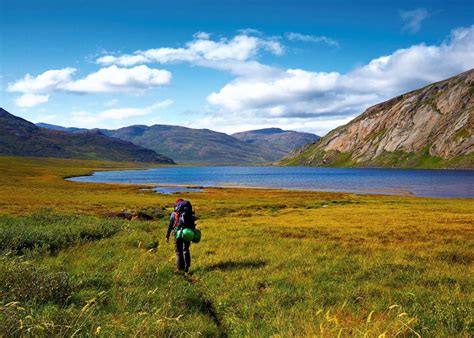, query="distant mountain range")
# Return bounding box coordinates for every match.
[35,124,320,165]
[36,123,87,133]
[281,69,474,169]
[232,128,320,159]
[0,108,175,164]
